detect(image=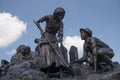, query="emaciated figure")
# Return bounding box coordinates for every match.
[35,7,66,68]
[79,28,115,71]
[10,45,34,65]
